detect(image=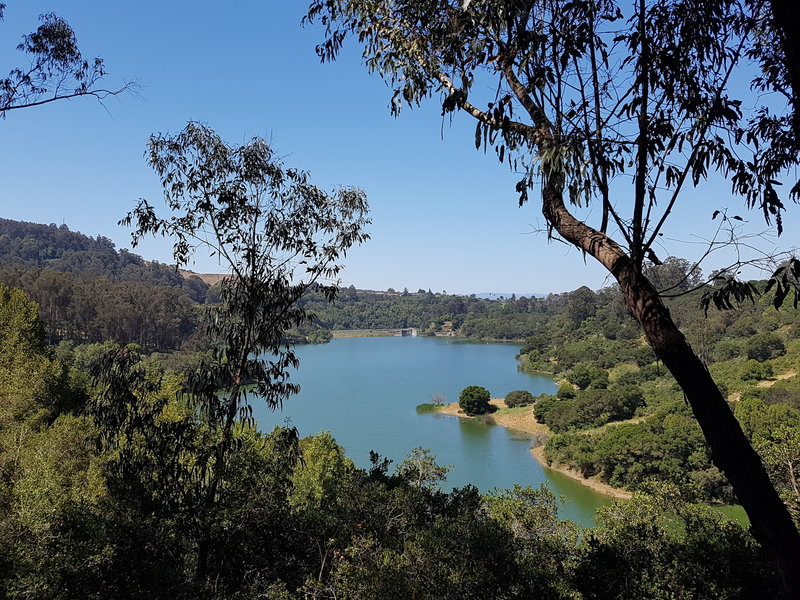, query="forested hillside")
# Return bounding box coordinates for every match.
[0,264,200,349]
[0,218,209,300]
[0,219,210,349]
[0,220,708,348]
[505,281,800,520]
[301,260,696,341]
